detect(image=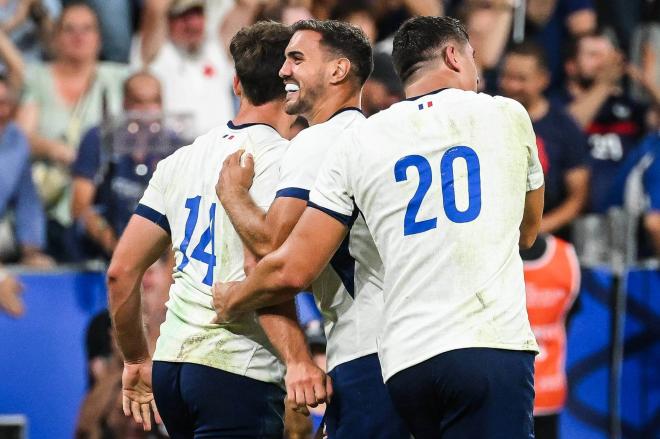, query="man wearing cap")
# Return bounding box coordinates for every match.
[132,0,234,137]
